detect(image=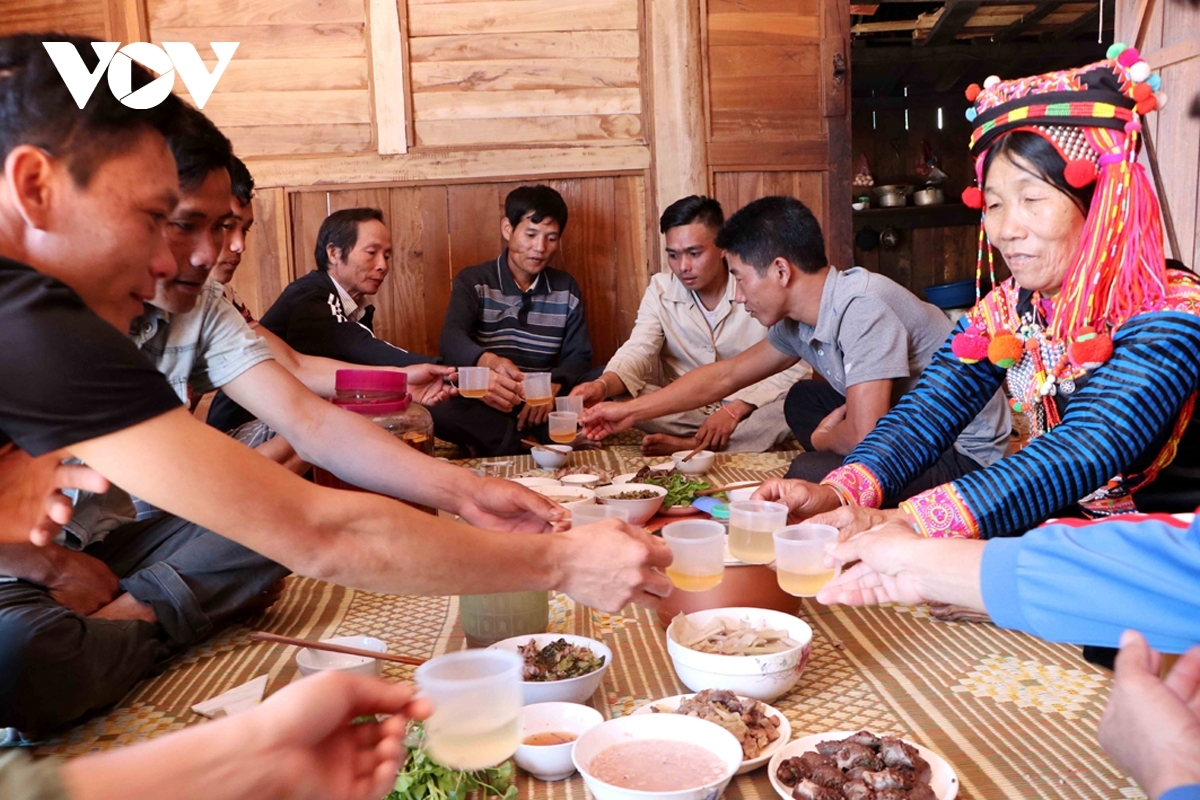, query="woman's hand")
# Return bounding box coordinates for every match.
[752,478,842,523]
[808,505,913,541]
